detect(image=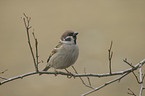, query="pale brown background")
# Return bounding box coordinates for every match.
[0,0,145,96]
